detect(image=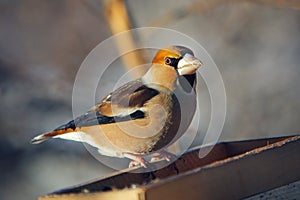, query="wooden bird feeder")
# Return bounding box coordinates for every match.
[38,135,300,200]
